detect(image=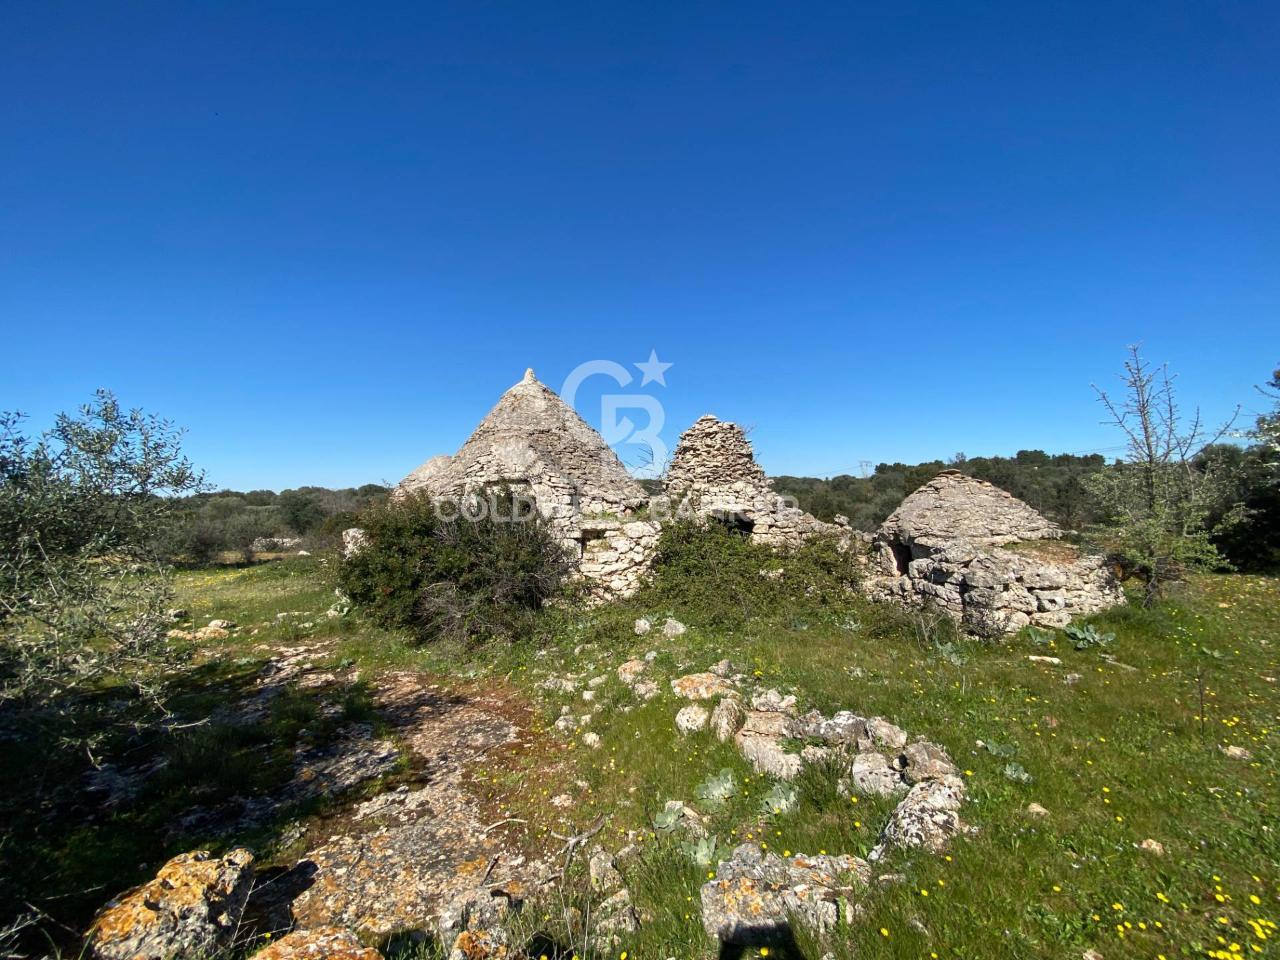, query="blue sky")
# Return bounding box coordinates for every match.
[2,2,1277,490]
